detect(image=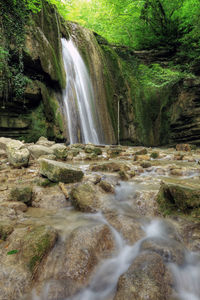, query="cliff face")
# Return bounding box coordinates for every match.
[1,0,200,146]
[0,0,66,142]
